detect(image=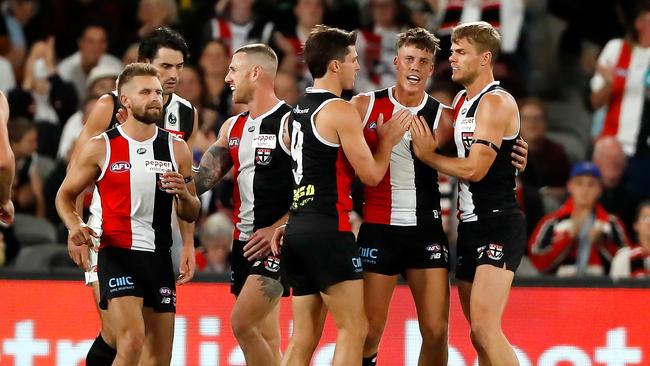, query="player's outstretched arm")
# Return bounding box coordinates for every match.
[194,117,234,195]
[331,101,409,186]
[169,138,200,222]
[56,137,104,247]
